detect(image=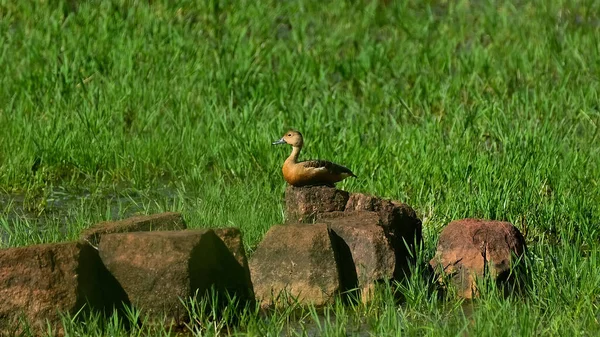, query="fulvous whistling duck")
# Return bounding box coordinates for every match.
[272,130,357,187]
